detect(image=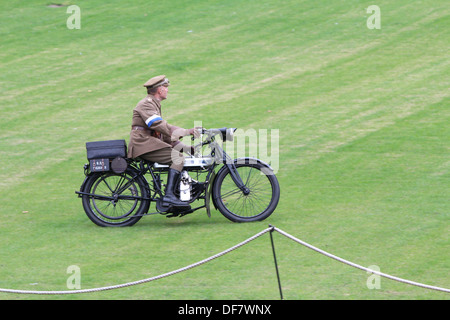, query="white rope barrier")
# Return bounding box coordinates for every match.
[0,225,448,295]
[0,227,272,295]
[272,226,450,293]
